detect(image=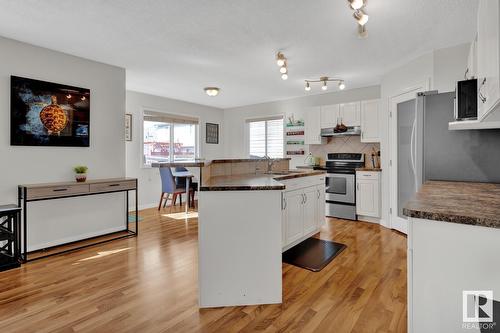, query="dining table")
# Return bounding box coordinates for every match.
[171,170,195,214]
